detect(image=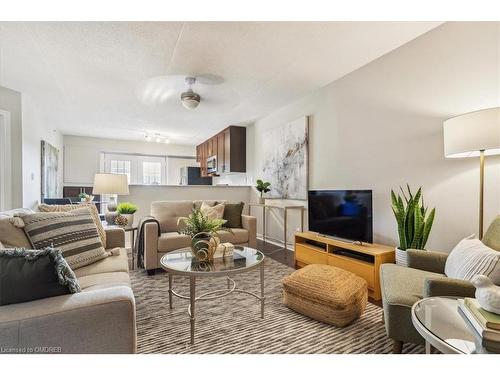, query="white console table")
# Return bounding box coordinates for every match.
[248,203,305,250]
